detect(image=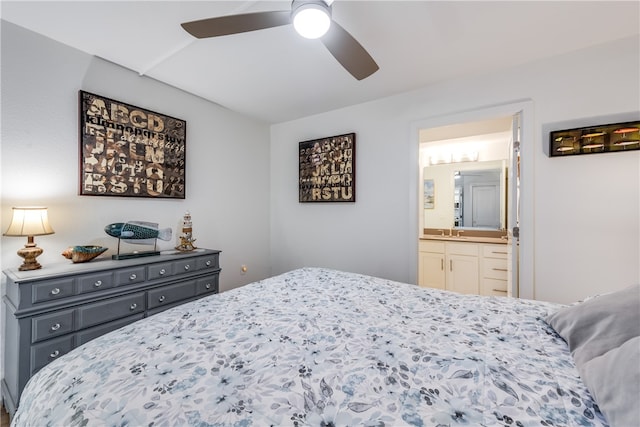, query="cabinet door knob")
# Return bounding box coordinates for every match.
[129,273,137,280]
[158,295,166,302]
[94,280,102,287]
[184,264,190,271]
[205,260,212,267]
[205,283,212,289]
[50,350,60,358]
[50,323,61,331]
[159,268,166,275]
[130,303,138,310]
[50,288,61,295]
